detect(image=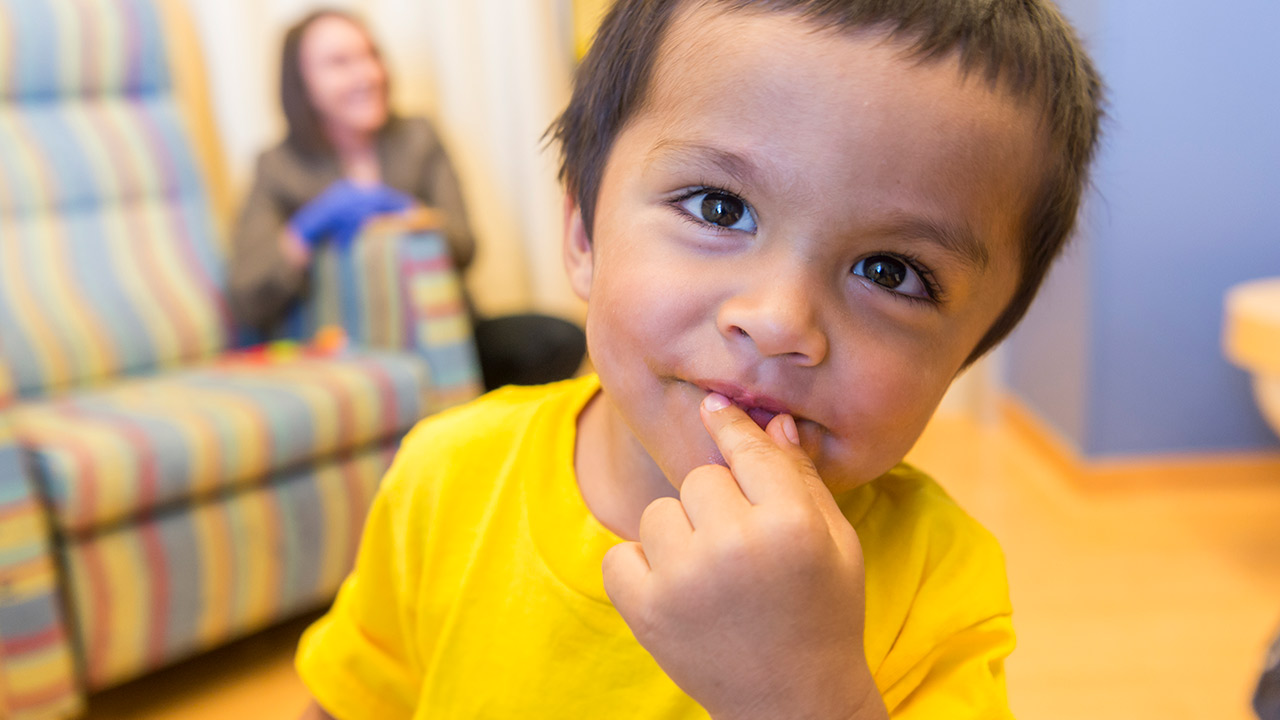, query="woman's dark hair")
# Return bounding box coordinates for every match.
[280,9,392,157]
[550,0,1104,366]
